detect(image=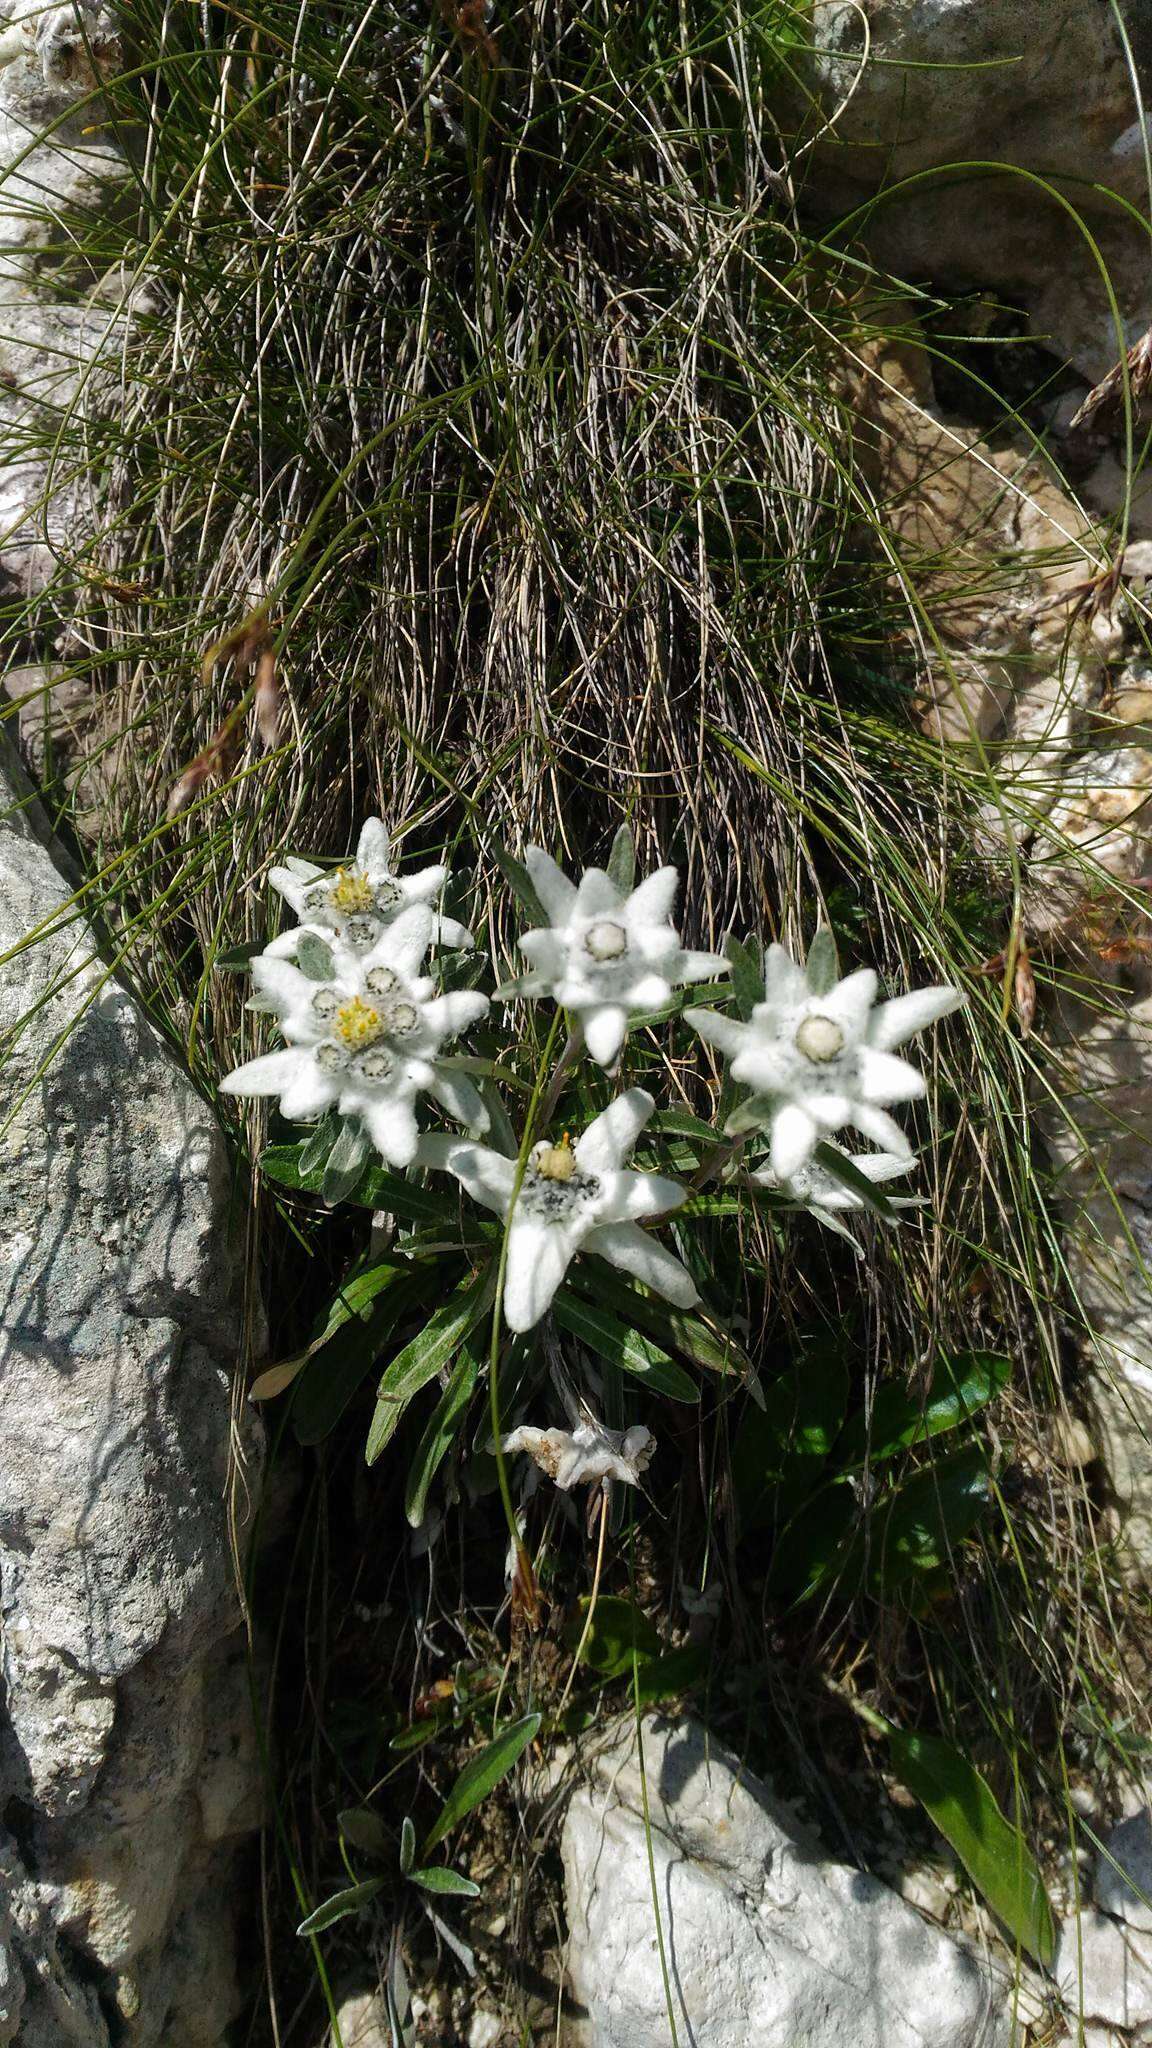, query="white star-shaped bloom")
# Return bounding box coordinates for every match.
[417,1086,698,1331]
[266,816,473,957]
[753,1145,920,1242]
[502,1418,655,1491]
[508,849,727,1067]
[220,904,488,1165]
[686,942,962,1178]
